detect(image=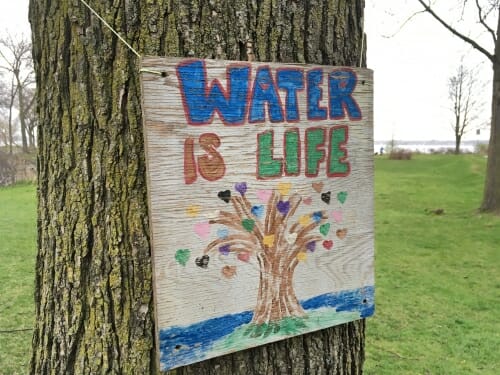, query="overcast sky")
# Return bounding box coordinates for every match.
[0,0,494,141]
